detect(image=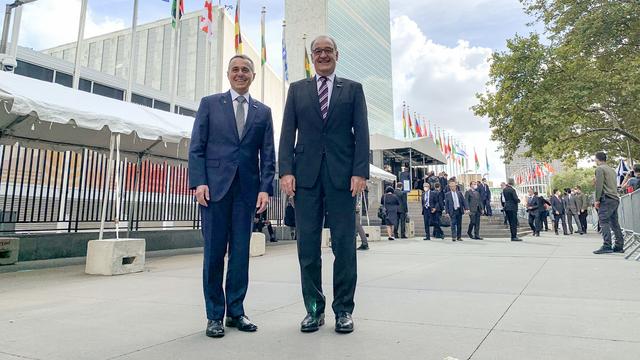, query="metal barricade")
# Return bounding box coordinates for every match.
[618,189,640,260]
